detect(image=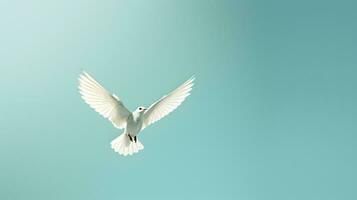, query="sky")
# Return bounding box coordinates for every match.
[0,0,356,199]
